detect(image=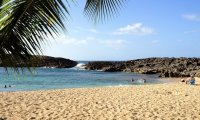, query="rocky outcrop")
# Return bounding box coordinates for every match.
[0,55,77,68]
[85,57,200,77]
[86,61,125,72]
[34,56,77,68]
